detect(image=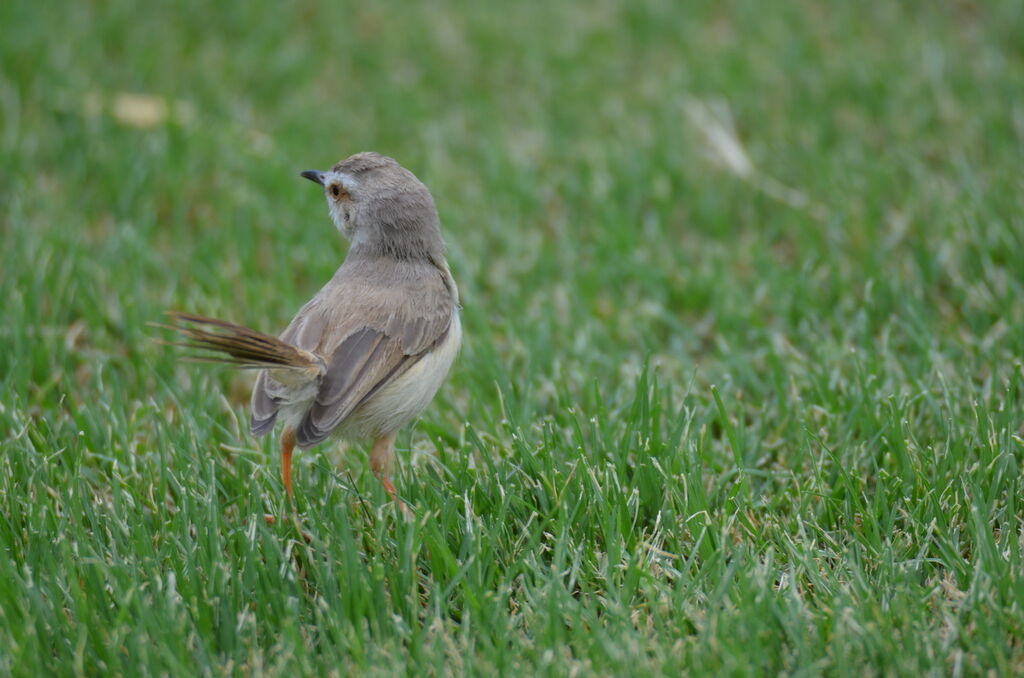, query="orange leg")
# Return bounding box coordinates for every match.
[263,428,299,527]
[370,434,396,499]
[370,434,410,516]
[281,427,296,501]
